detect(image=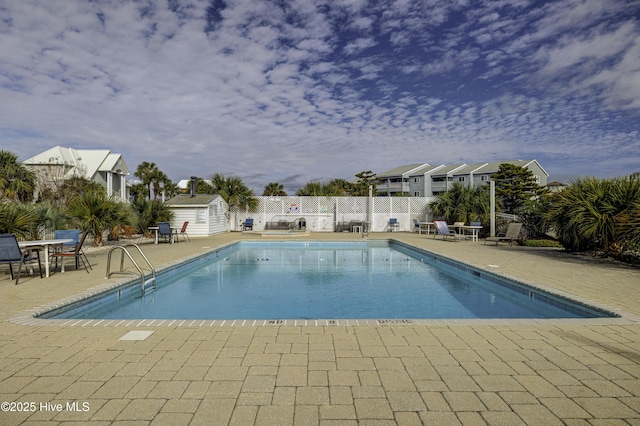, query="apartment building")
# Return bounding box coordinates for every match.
[376,159,548,197]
